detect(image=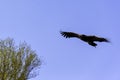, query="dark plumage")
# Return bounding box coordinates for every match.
[60,31,109,47]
